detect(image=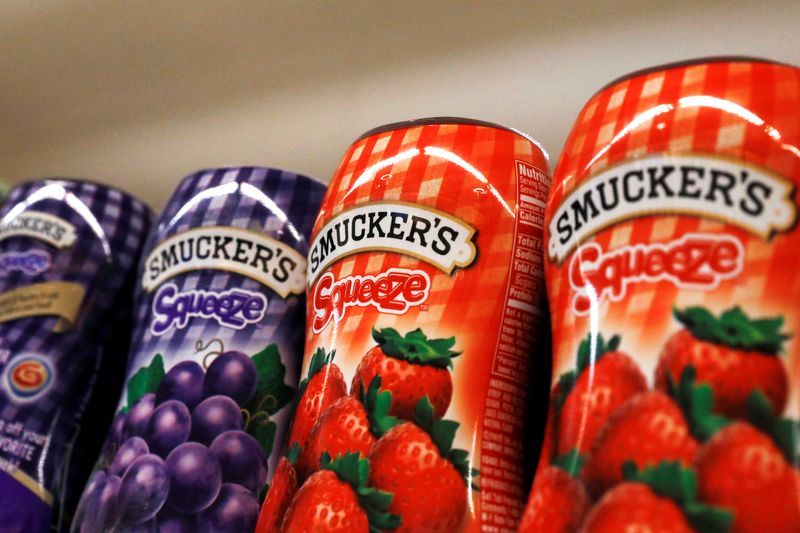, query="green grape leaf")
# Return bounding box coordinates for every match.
[124,354,165,412]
